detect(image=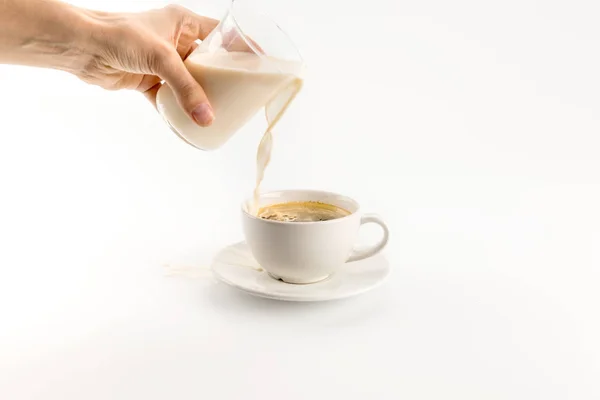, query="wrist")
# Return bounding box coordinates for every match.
[0,0,100,73]
[39,4,101,74]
